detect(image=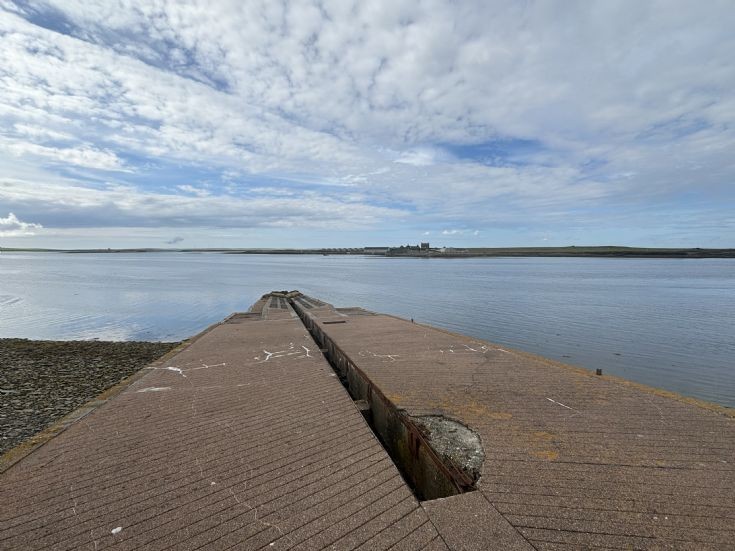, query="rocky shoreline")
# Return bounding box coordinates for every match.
[0,339,178,456]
